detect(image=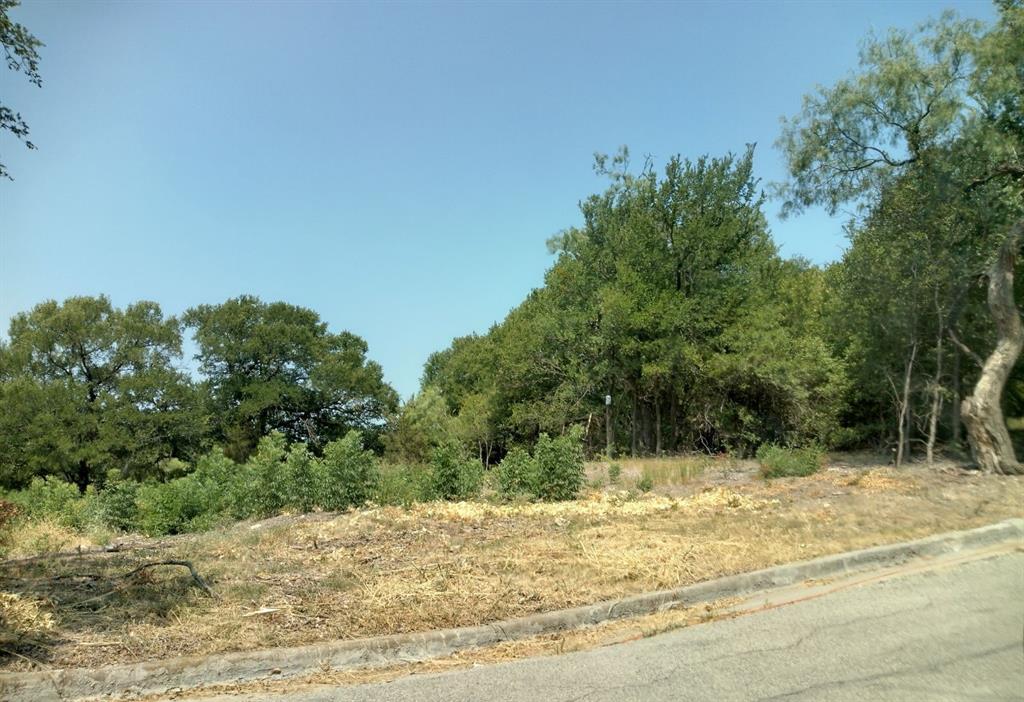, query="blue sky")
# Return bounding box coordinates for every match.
[1,0,996,398]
